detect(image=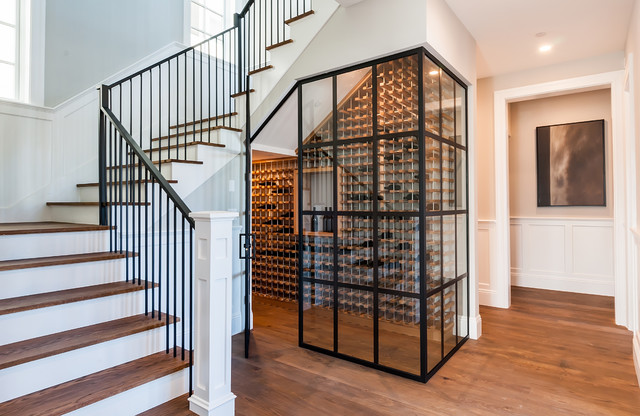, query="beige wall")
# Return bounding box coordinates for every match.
[477,52,624,220]
[508,89,613,219]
